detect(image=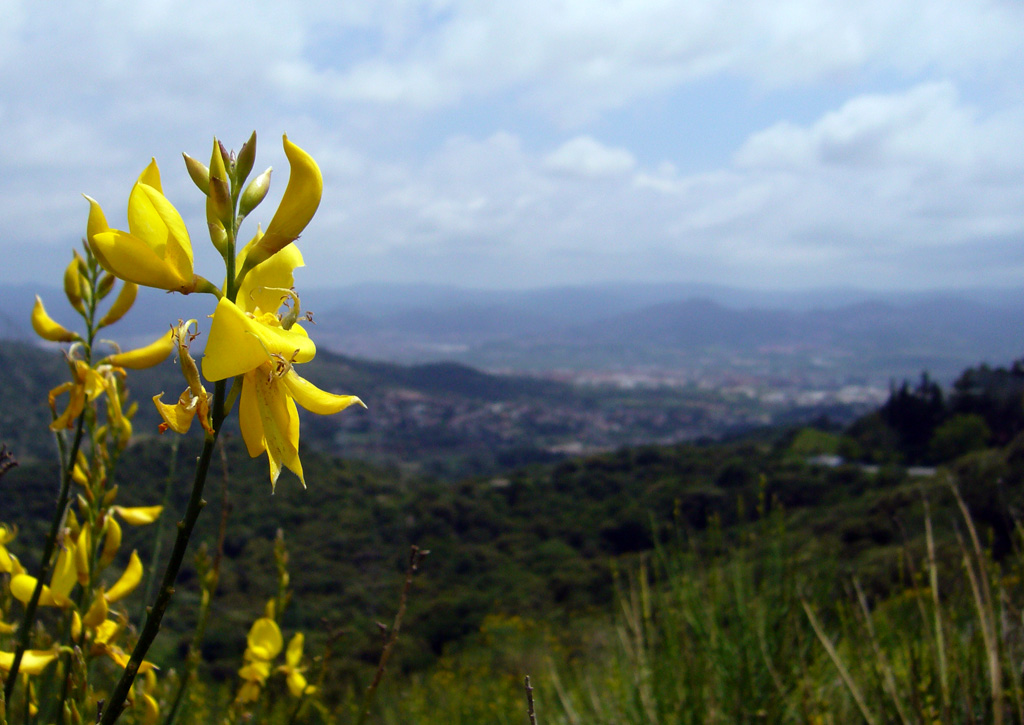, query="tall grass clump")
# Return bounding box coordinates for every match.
[526,479,1024,724]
